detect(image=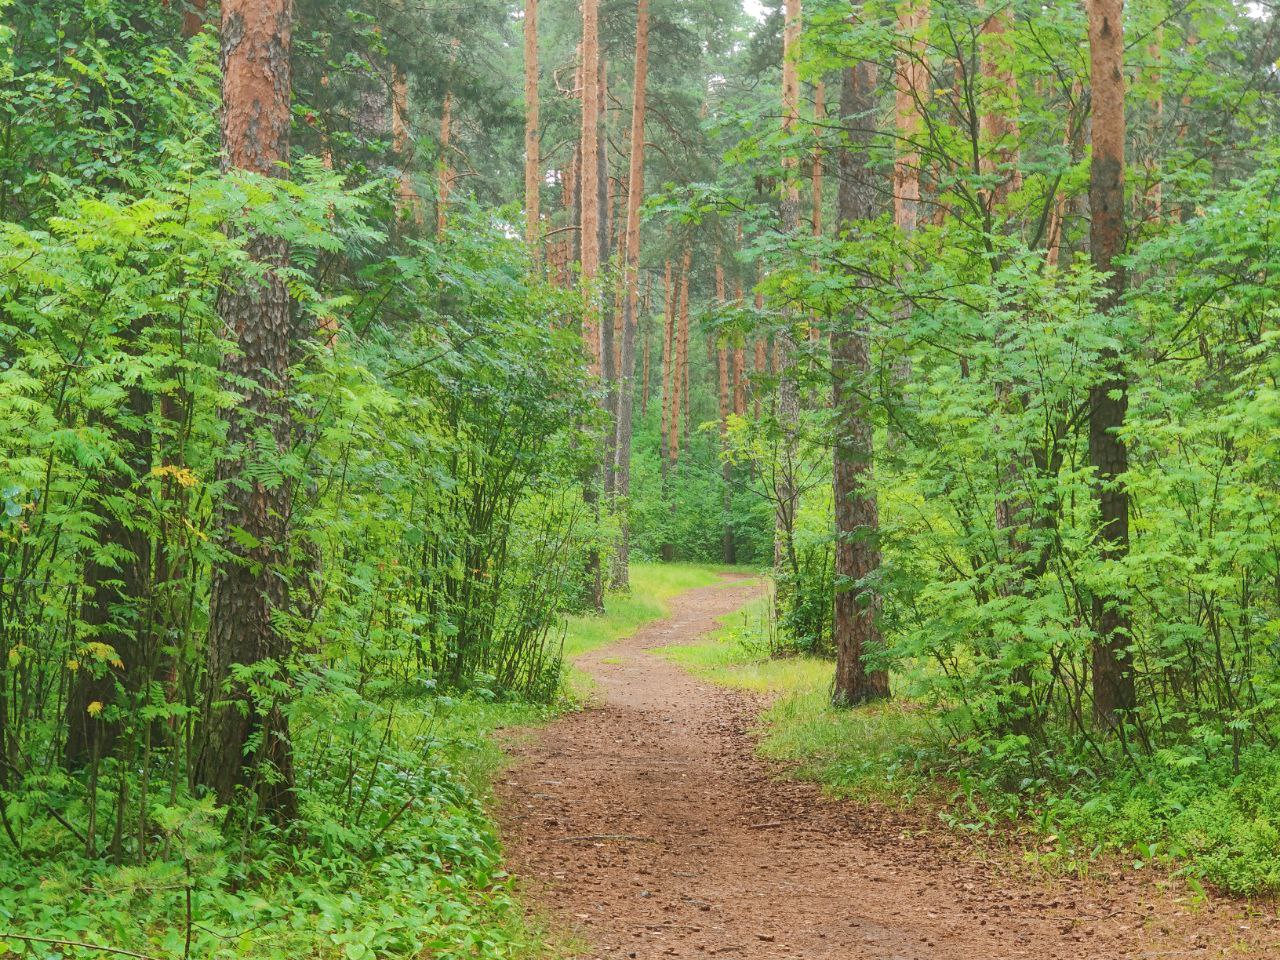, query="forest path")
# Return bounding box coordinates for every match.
[495,574,1275,959]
